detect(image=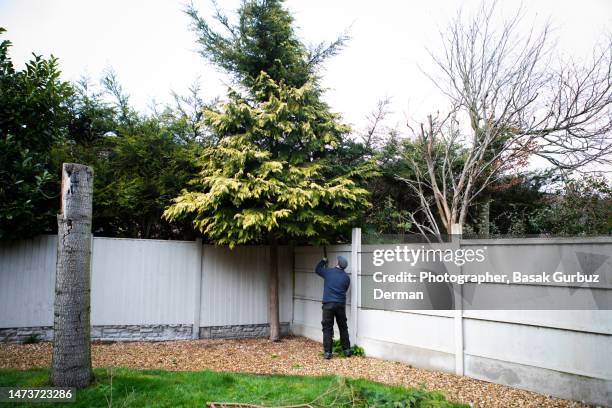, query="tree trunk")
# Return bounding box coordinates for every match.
[52,163,94,388]
[268,236,280,341]
[478,197,491,238]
